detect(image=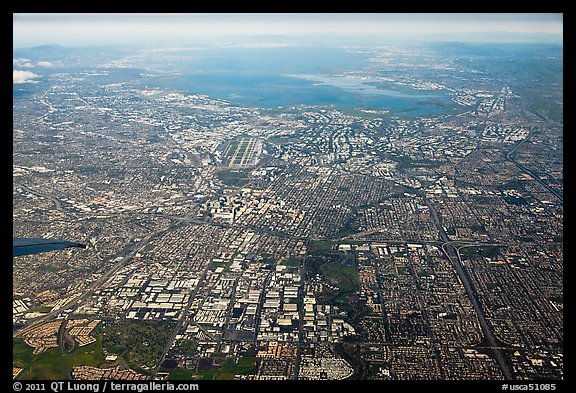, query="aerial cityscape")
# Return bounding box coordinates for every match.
[13,13,562,383]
